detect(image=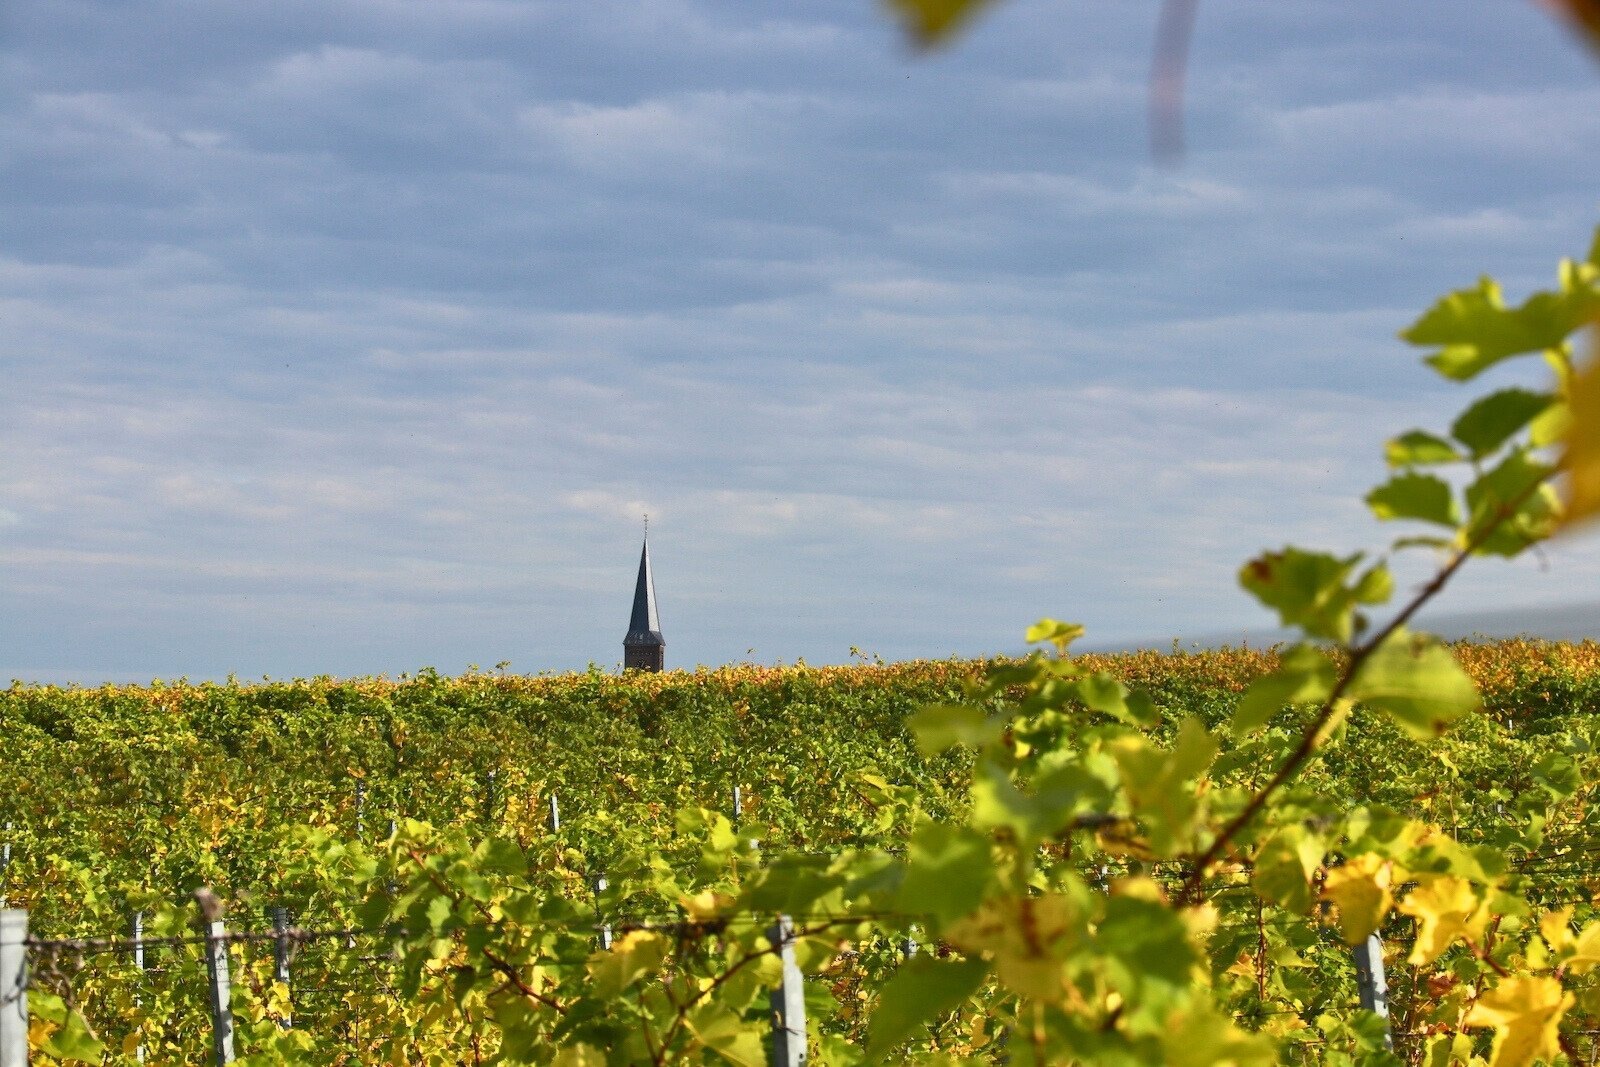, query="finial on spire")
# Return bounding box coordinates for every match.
[644,512,649,538]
